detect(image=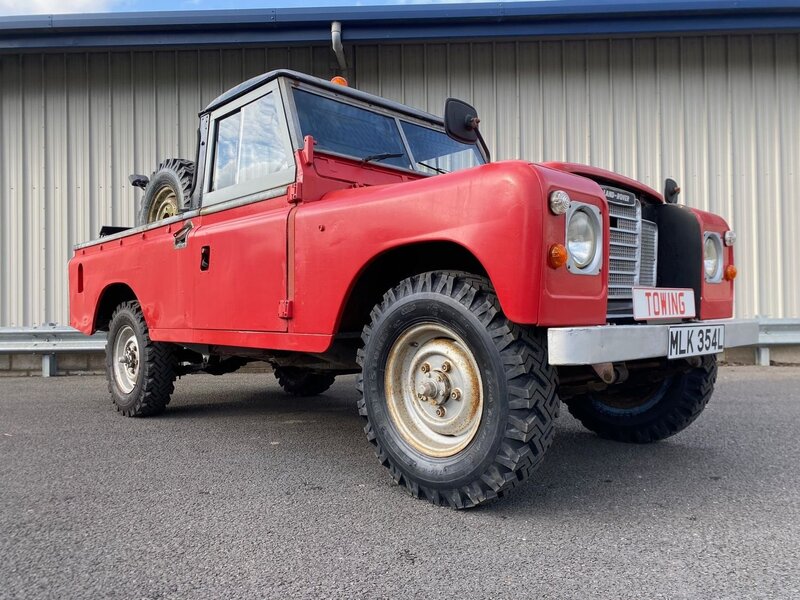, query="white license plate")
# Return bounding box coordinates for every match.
[668,324,725,359]
[632,287,696,321]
